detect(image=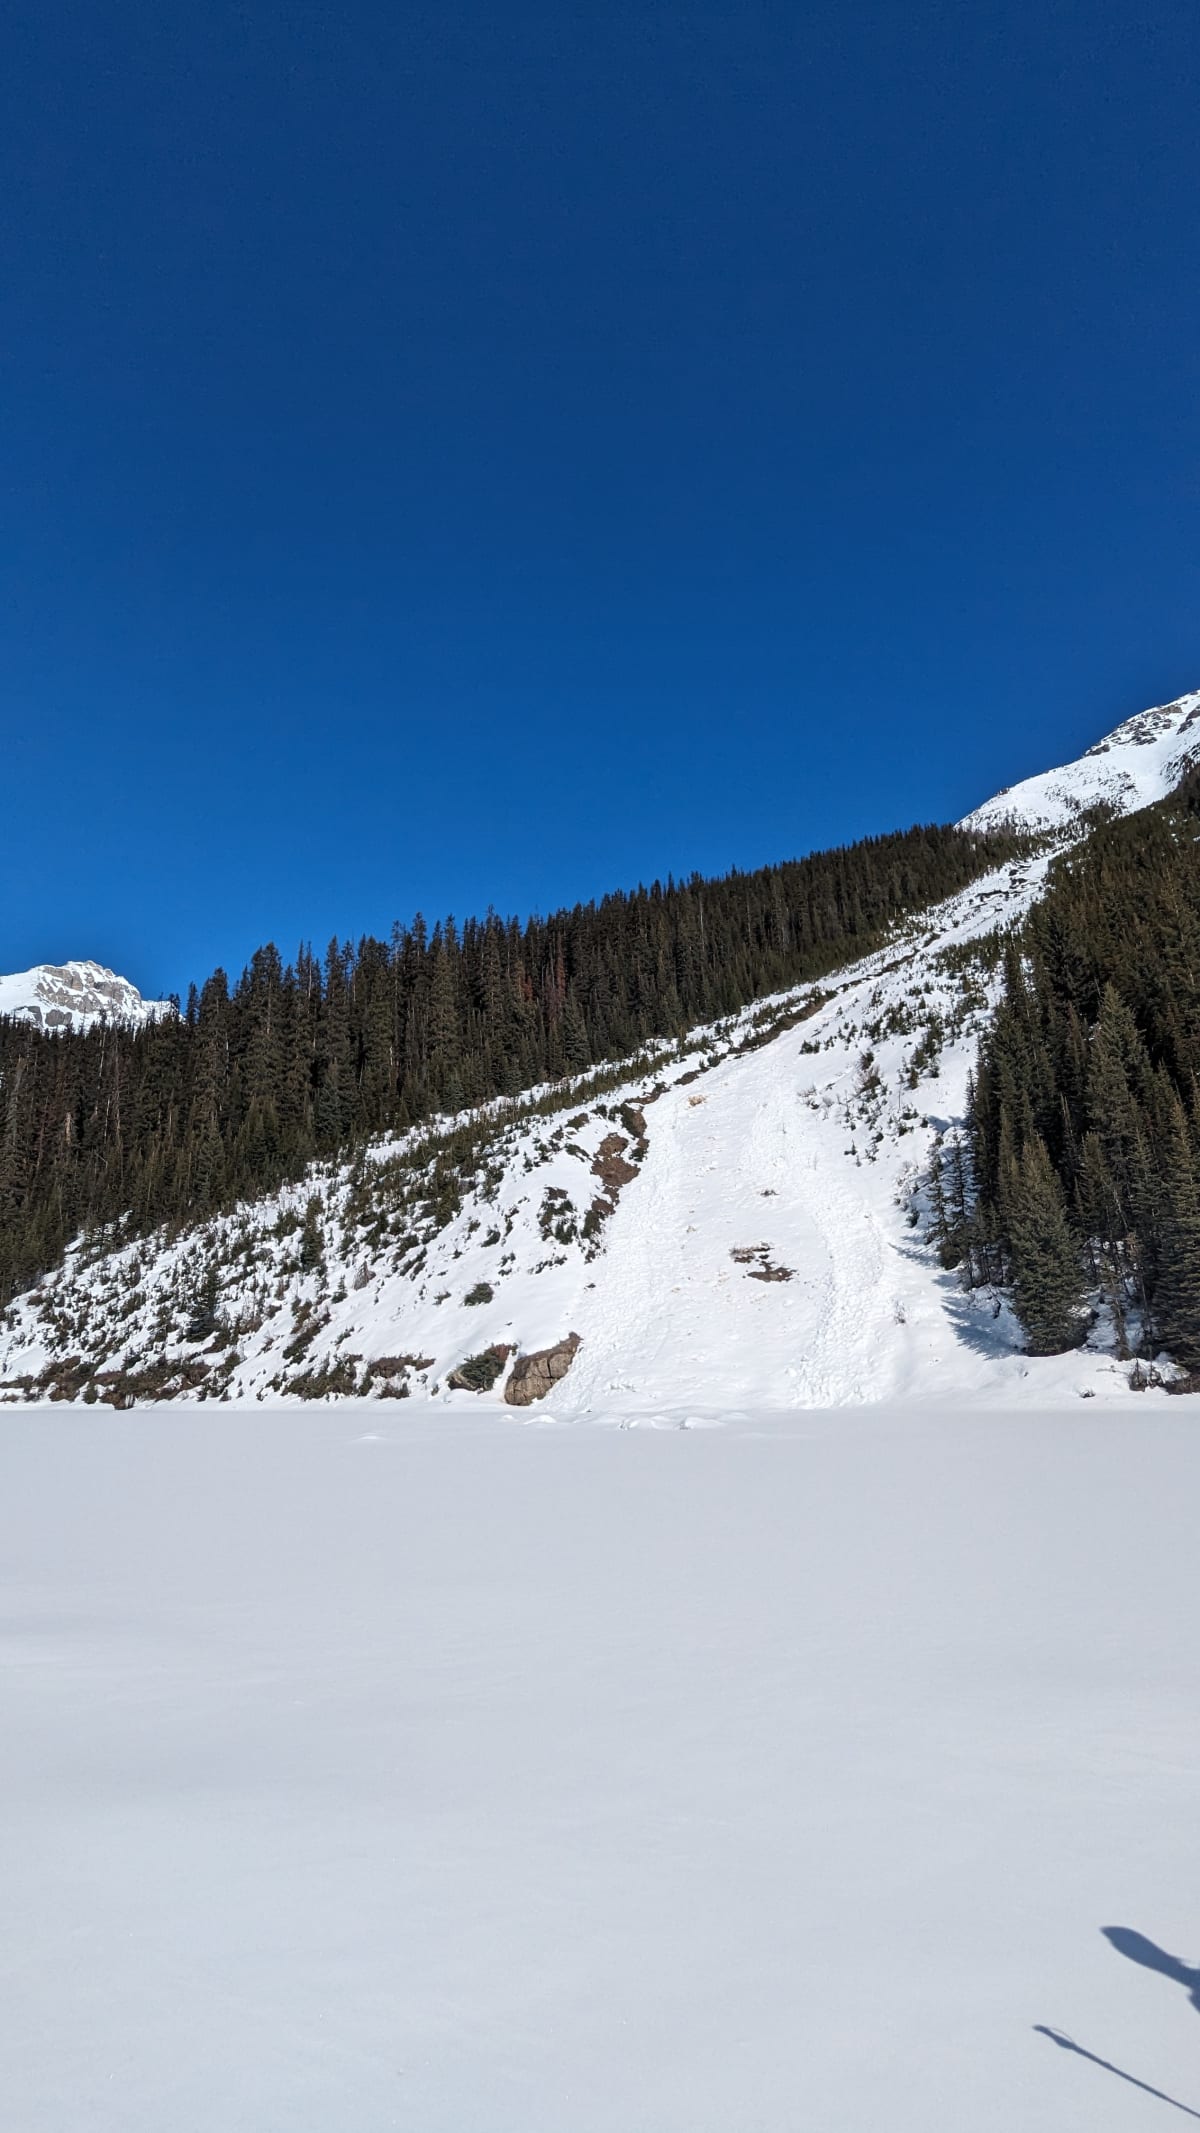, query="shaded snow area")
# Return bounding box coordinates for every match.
[0,843,1164,1412]
[4,1404,1200,2131]
[0,958,170,1033]
[961,687,1200,832]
